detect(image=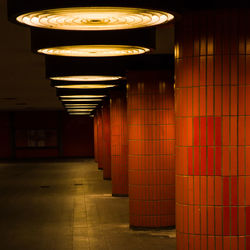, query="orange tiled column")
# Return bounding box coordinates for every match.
[102,99,111,180]
[110,88,128,196]
[97,108,103,170]
[94,114,98,162]
[175,10,250,250]
[127,71,175,228]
